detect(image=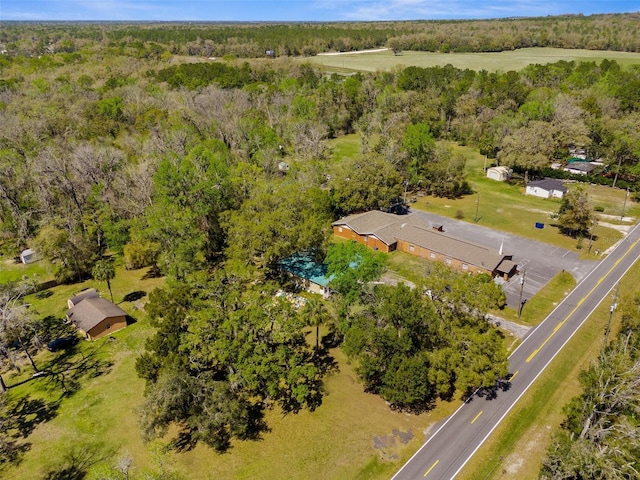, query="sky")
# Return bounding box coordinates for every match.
[1,0,639,22]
